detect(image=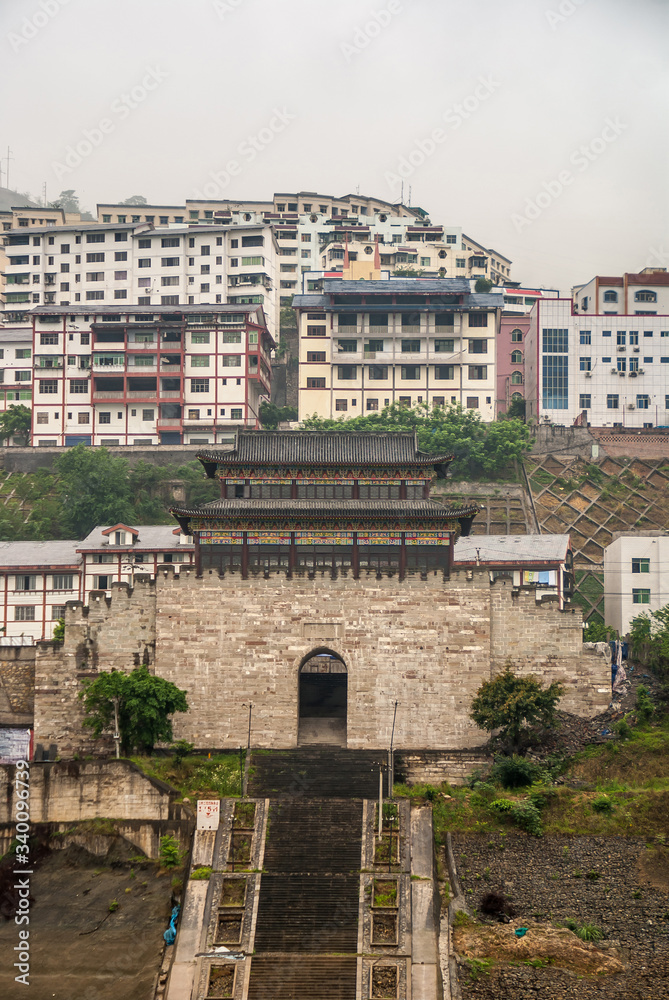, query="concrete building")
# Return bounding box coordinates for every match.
[293,277,501,422]
[2,219,280,339]
[573,268,669,317]
[30,304,273,447]
[604,531,669,635]
[0,327,33,420]
[525,295,669,428]
[0,524,194,643]
[453,534,573,609]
